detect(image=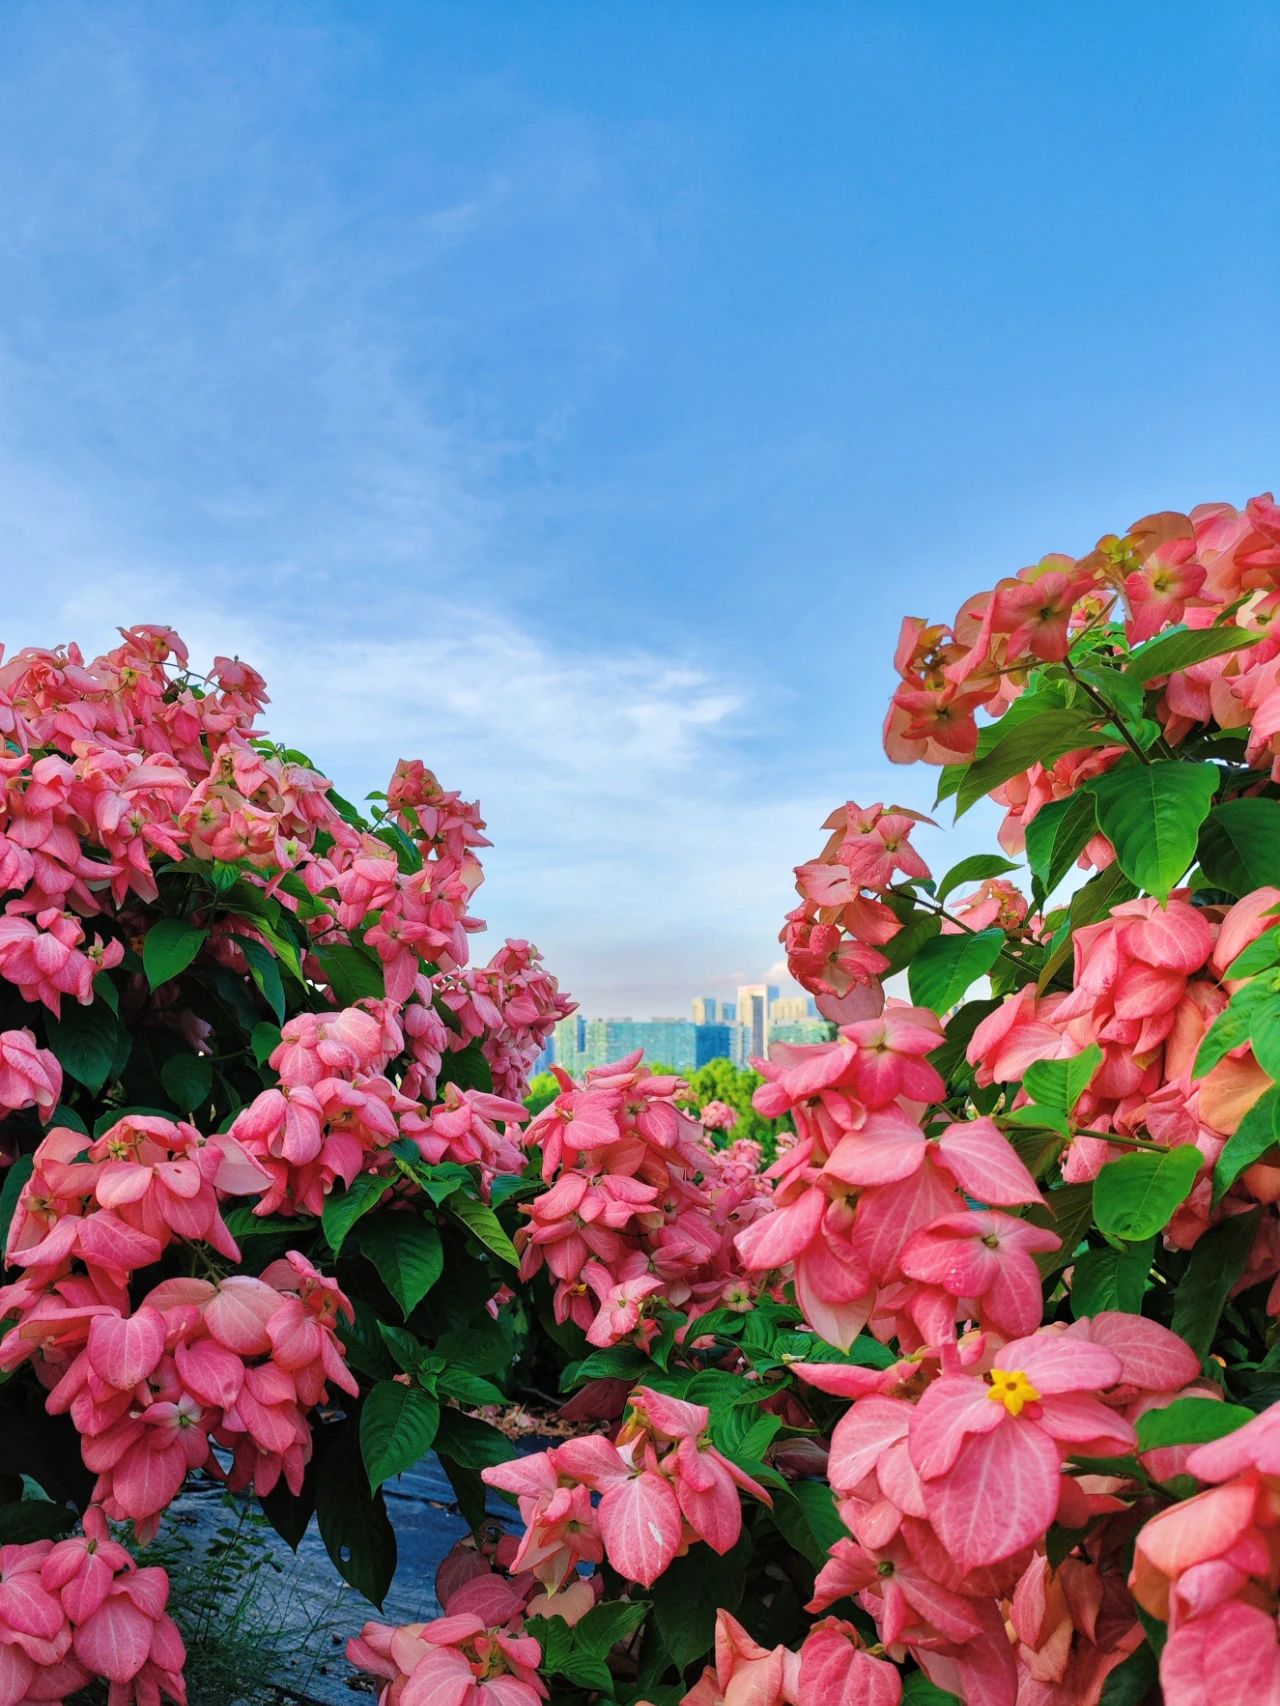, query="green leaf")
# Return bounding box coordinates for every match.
[1127,623,1257,683]
[1136,1396,1255,1452]
[1023,1044,1102,1118]
[1025,1181,1096,1275]
[440,1457,490,1534]
[434,1321,515,1375]
[1071,1239,1153,1317]
[562,1345,652,1390]
[1198,798,1280,897]
[250,1022,282,1066]
[650,1543,746,1672]
[1025,791,1100,901]
[142,919,208,989]
[377,1322,425,1372]
[1097,1642,1159,1706]
[354,1213,445,1315]
[448,1194,519,1267]
[315,1433,396,1607]
[928,997,1000,1083]
[439,1041,495,1096]
[772,1479,849,1570]
[159,1053,214,1111]
[1006,1121,1068,1178]
[322,1173,394,1256]
[359,1380,440,1491]
[1072,662,1149,730]
[1082,762,1219,903]
[437,1369,505,1407]
[46,1003,120,1094]
[339,1304,397,1380]
[1213,1086,1280,1204]
[375,820,425,875]
[0,1154,35,1253]
[1171,1207,1261,1361]
[1228,932,1280,981]
[934,853,1019,905]
[0,1500,76,1544]
[907,928,1005,1013]
[259,1472,315,1550]
[392,1149,472,1205]
[956,711,1111,815]
[434,1408,513,1470]
[233,935,286,1022]
[1093,1145,1202,1241]
[560,1655,615,1692]
[902,1677,963,1706]
[1194,1000,1257,1079]
[1250,995,1280,1081]
[314,943,385,1005]
[878,910,941,977]
[523,1615,573,1673]
[573,1599,651,1659]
